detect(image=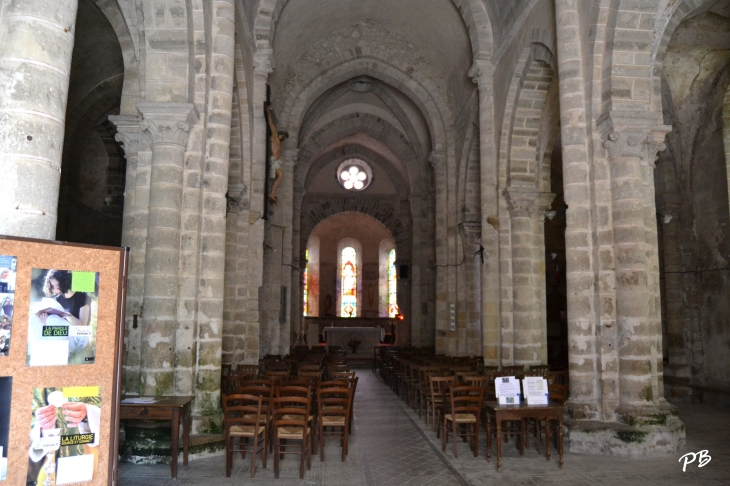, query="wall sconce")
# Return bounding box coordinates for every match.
[545,210,557,221]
